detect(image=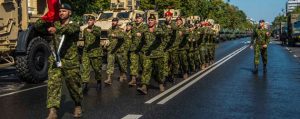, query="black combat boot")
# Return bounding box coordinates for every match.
[128,76,137,86]
[254,65,258,74]
[263,64,267,72]
[73,106,82,118]
[82,82,88,92]
[104,75,112,85]
[96,80,101,91]
[46,108,58,119]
